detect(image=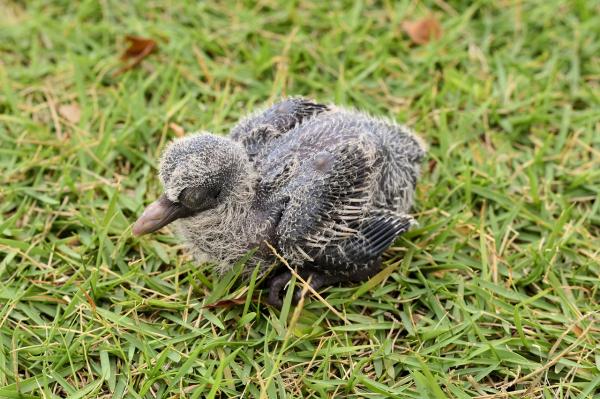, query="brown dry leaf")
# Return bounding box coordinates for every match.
[402,16,442,45]
[456,224,472,235]
[169,122,185,137]
[203,297,247,309]
[431,270,449,278]
[58,103,81,124]
[121,35,157,60]
[114,35,158,76]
